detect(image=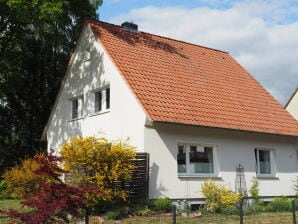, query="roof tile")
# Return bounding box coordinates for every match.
[88,19,298,136]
